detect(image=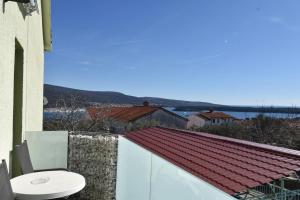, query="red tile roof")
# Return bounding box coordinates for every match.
[125,127,300,195]
[198,111,234,120]
[88,106,159,122]
[88,106,188,123]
